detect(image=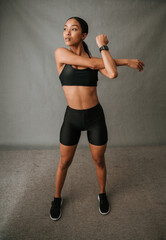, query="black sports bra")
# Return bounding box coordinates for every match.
[59,62,98,87]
